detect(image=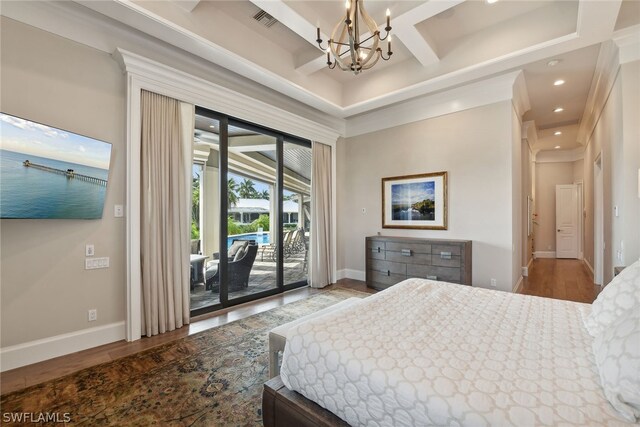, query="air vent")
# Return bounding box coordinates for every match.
[253,9,278,28]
